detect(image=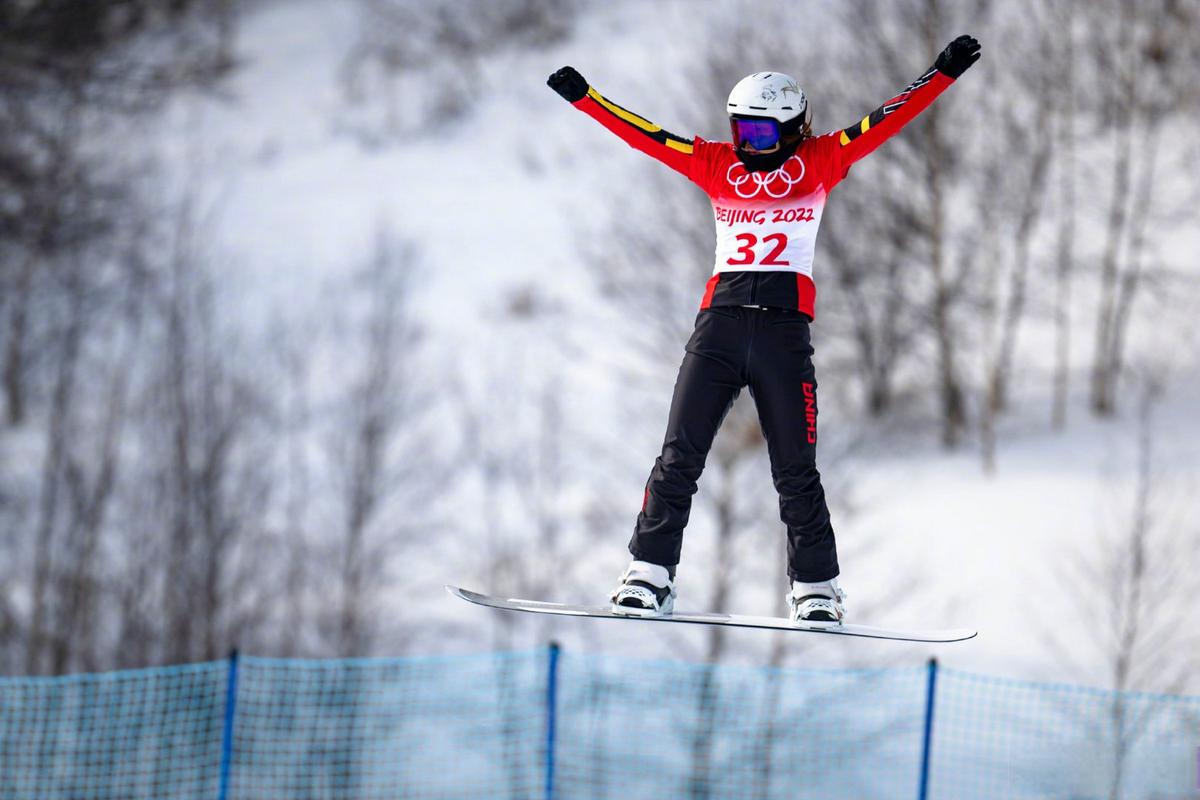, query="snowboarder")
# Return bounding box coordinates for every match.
[546,35,981,627]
